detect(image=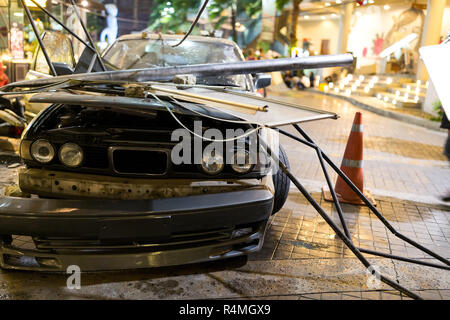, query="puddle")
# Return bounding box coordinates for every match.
[281,239,329,250]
